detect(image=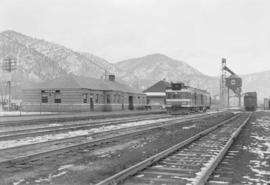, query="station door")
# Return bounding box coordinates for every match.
[129,96,134,110]
[90,97,94,111]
